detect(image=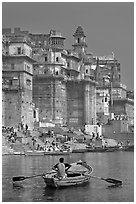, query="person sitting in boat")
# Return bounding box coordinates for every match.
[52,157,71,179]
